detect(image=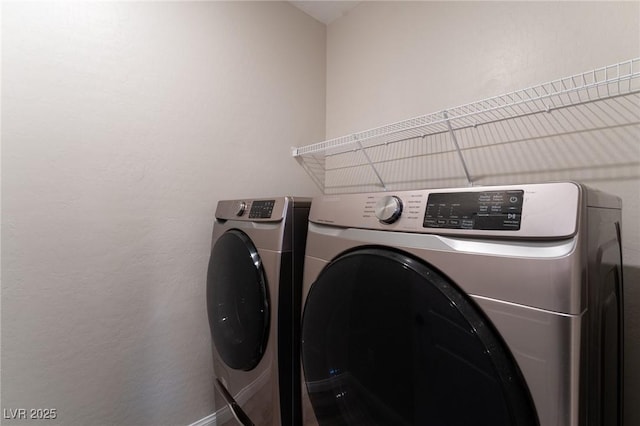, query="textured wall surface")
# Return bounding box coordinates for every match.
[1,2,324,425]
[325,2,639,424]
